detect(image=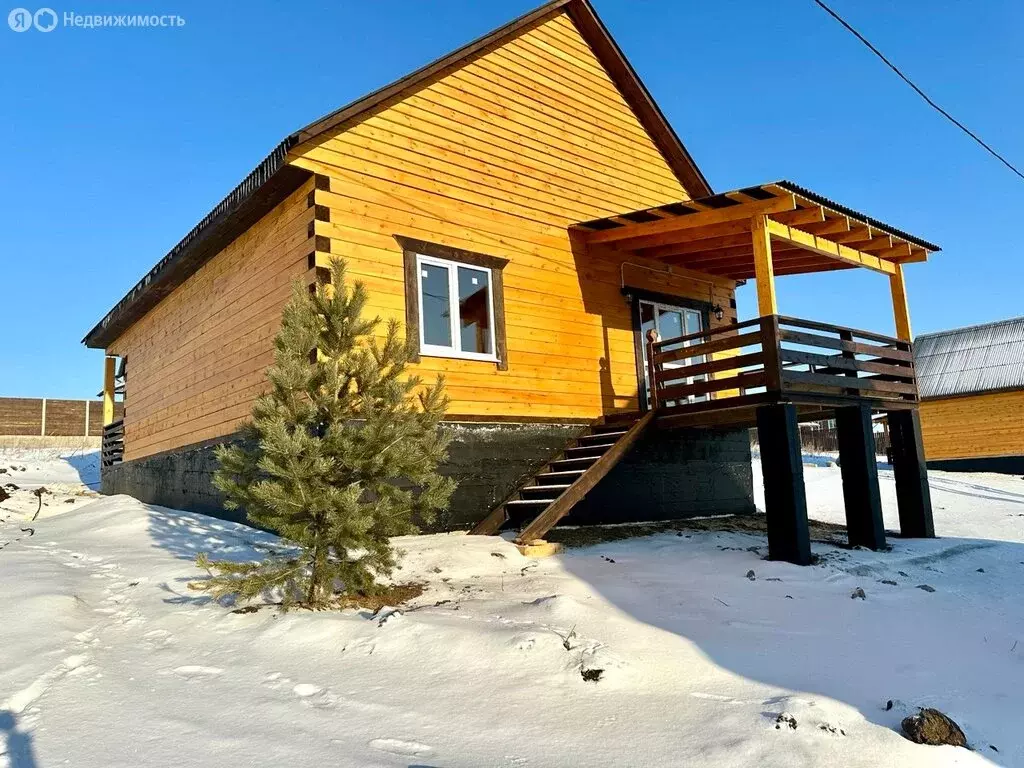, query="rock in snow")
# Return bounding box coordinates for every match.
[901,708,968,748]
